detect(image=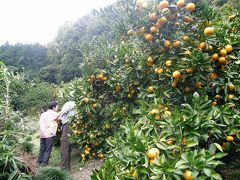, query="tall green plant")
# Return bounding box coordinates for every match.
[0,61,11,117]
